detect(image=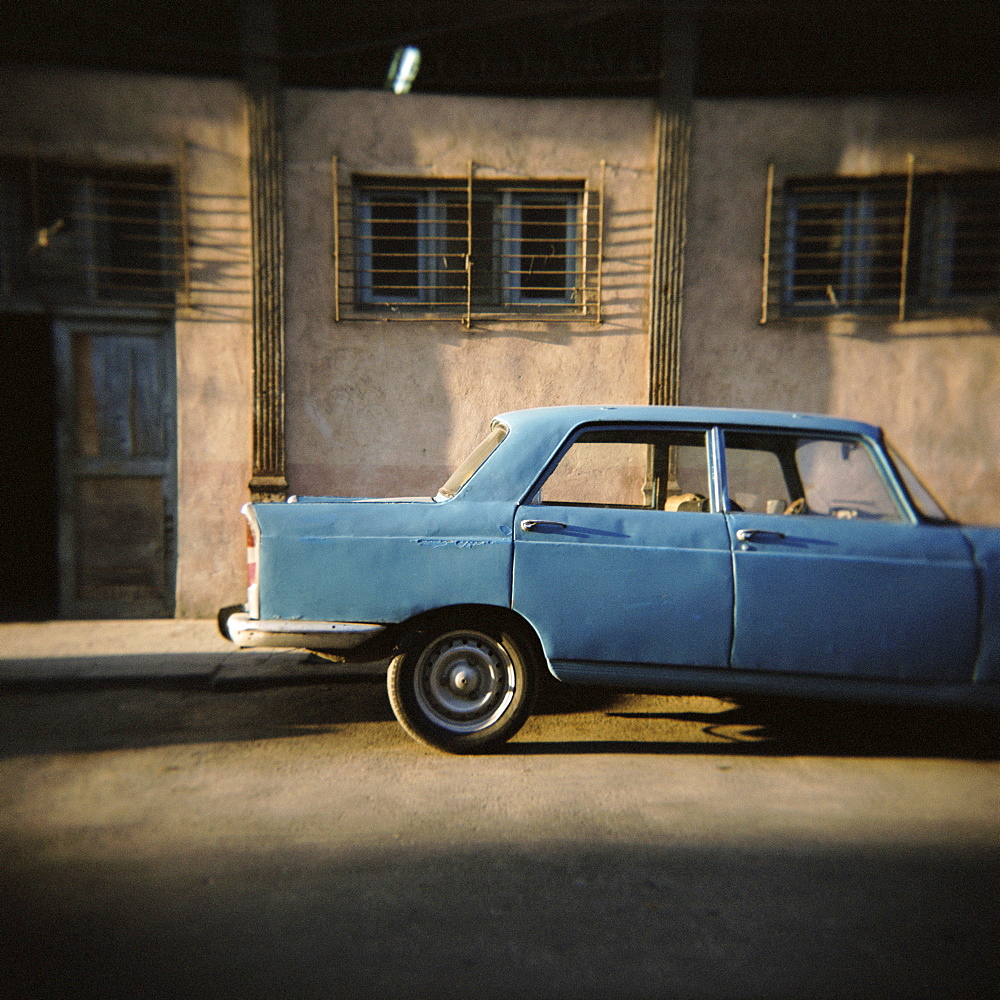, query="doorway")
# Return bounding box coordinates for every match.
[53,319,177,618]
[0,314,59,620]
